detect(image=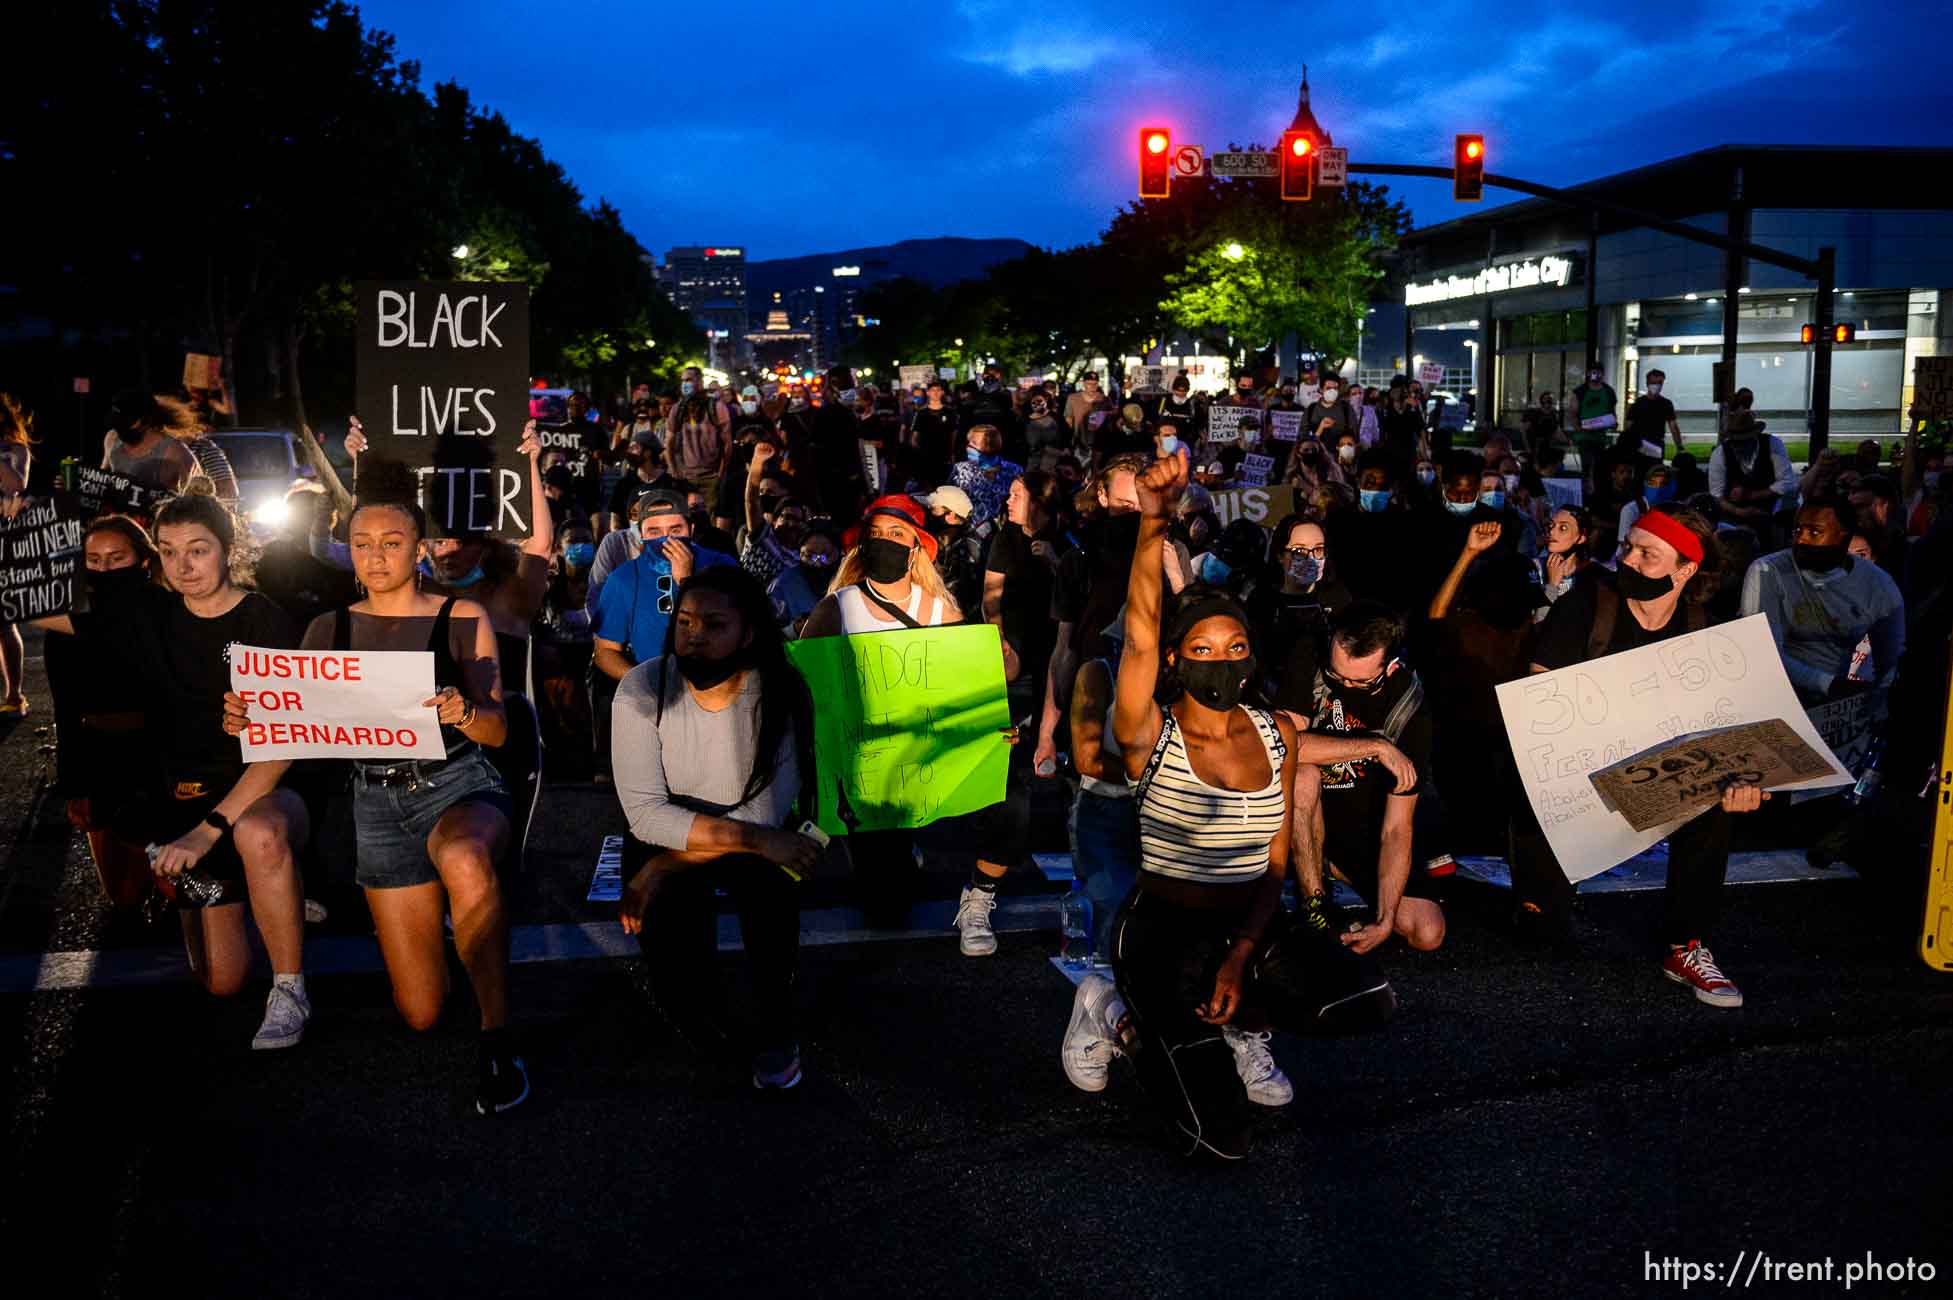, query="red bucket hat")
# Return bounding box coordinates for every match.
[843,494,938,560]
